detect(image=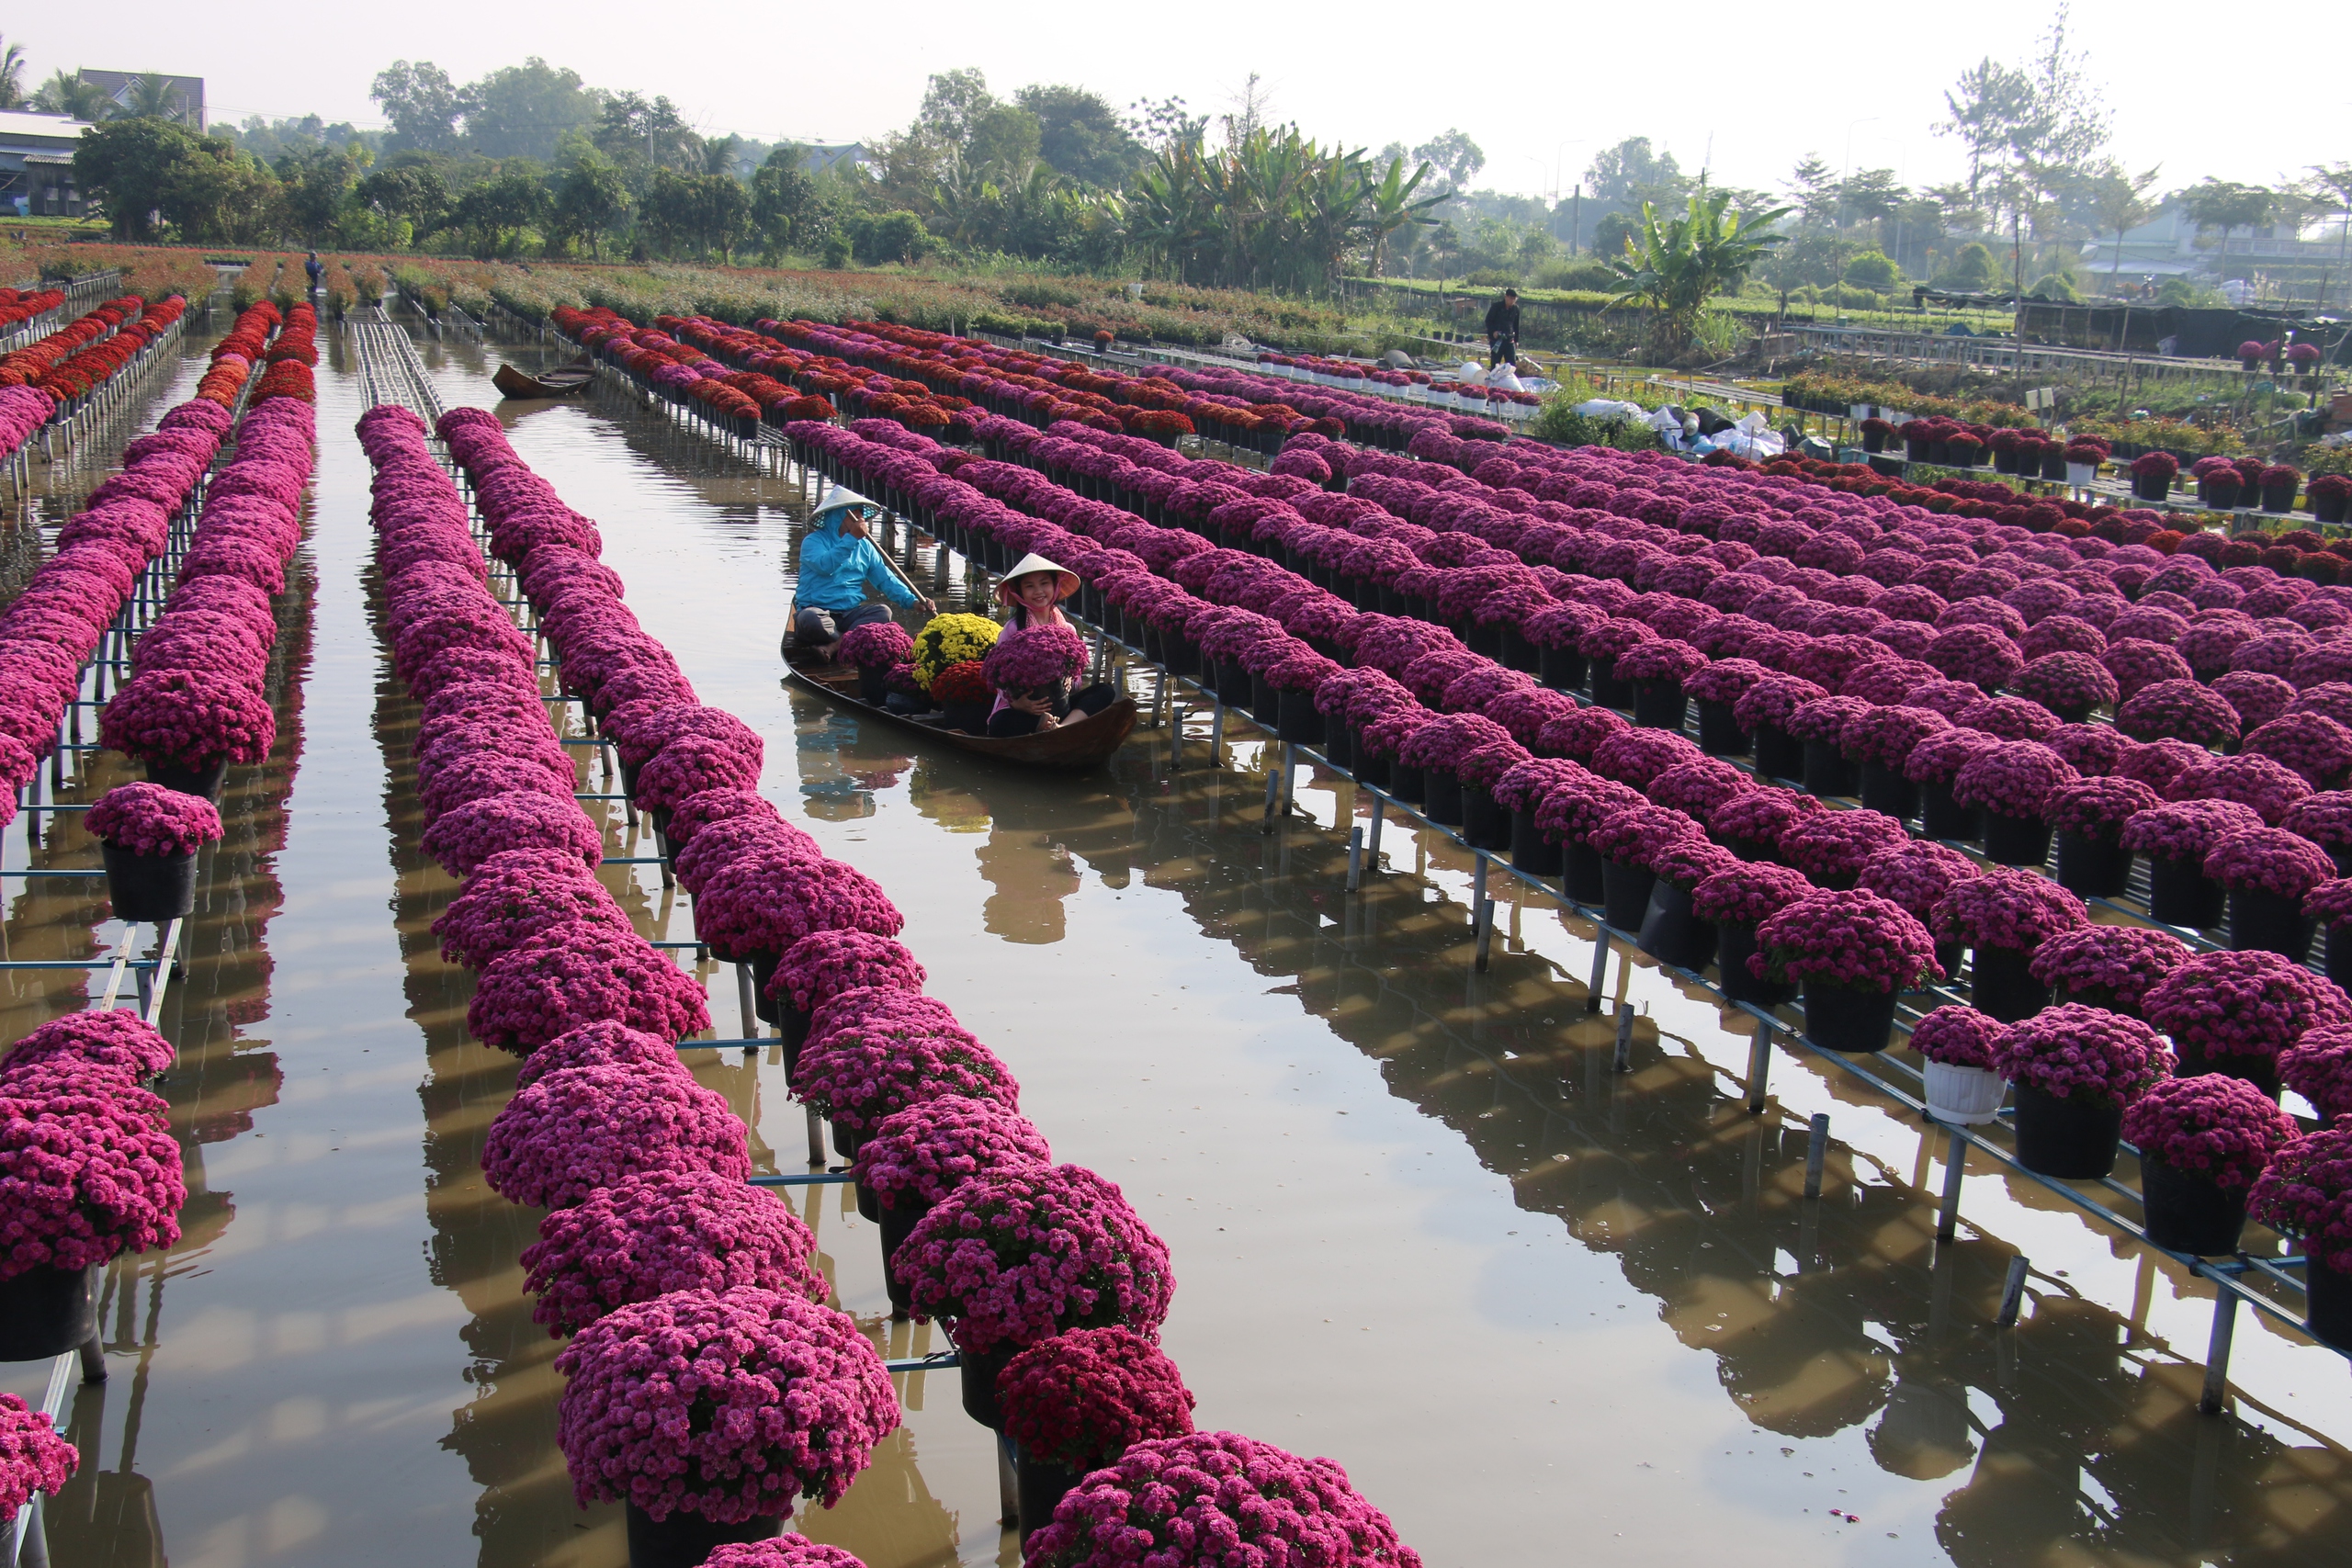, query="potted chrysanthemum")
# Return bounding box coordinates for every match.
[2281,1026,2352,1120]
[1905,728,2003,842]
[2010,651,2119,726]
[555,1286,900,1563]
[0,1391,78,1525]
[2305,878,2352,988]
[1638,837,1740,969]
[1535,774,1646,906]
[85,782,221,922]
[2027,924,2190,1017]
[1684,658,1767,757]
[1911,1004,2008,1124]
[894,1165,1174,1429]
[2247,1123,2352,1348]
[2120,1076,2296,1256]
[838,619,915,703]
[852,1094,1051,1315]
[2044,775,2160,897]
[1854,840,1982,981]
[1989,1005,2174,1179]
[520,1170,824,1337]
[1025,1432,1421,1568]
[1951,740,2078,868]
[1000,1327,1196,1544]
[1588,804,1704,931]
[1784,695,1871,798]
[1929,869,2088,1022]
[2120,800,2268,928]
[1733,673,1828,782]
[1752,889,1942,1052]
[793,1017,1018,1158]
[1838,704,1951,822]
[2141,949,2352,1098]
[2204,827,2337,960]
[2130,451,2179,503]
[765,930,926,1059]
[481,1064,751,1210]
[1617,637,1708,733]
[1778,808,1907,892]
[1692,861,1814,1007]
[1493,758,1580,876]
